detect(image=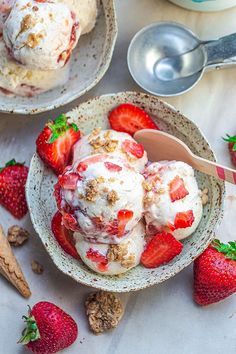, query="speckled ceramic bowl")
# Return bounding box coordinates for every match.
[26,92,225,292]
[0,0,117,115]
